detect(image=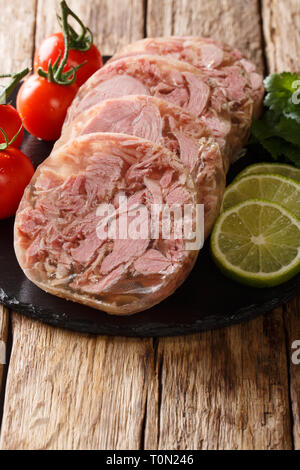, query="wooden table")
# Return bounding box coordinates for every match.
[0,0,299,450]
